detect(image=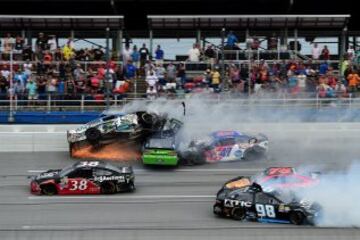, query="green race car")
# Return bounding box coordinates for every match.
[142,134,179,166]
